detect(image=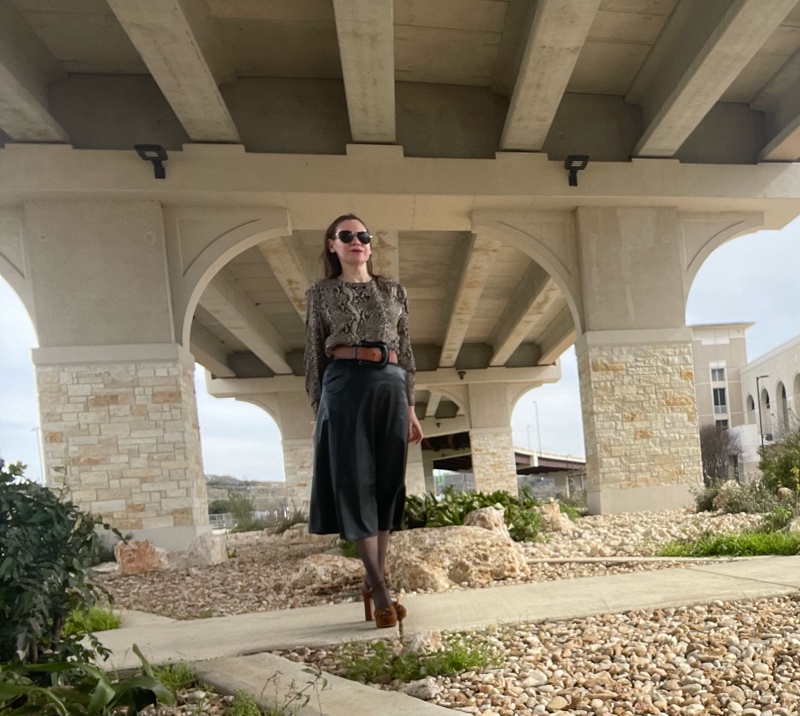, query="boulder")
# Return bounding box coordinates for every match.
[787,517,800,533]
[281,523,339,547]
[464,505,510,538]
[777,487,795,504]
[537,500,576,533]
[114,540,166,575]
[165,531,228,569]
[291,553,364,588]
[386,525,530,592]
